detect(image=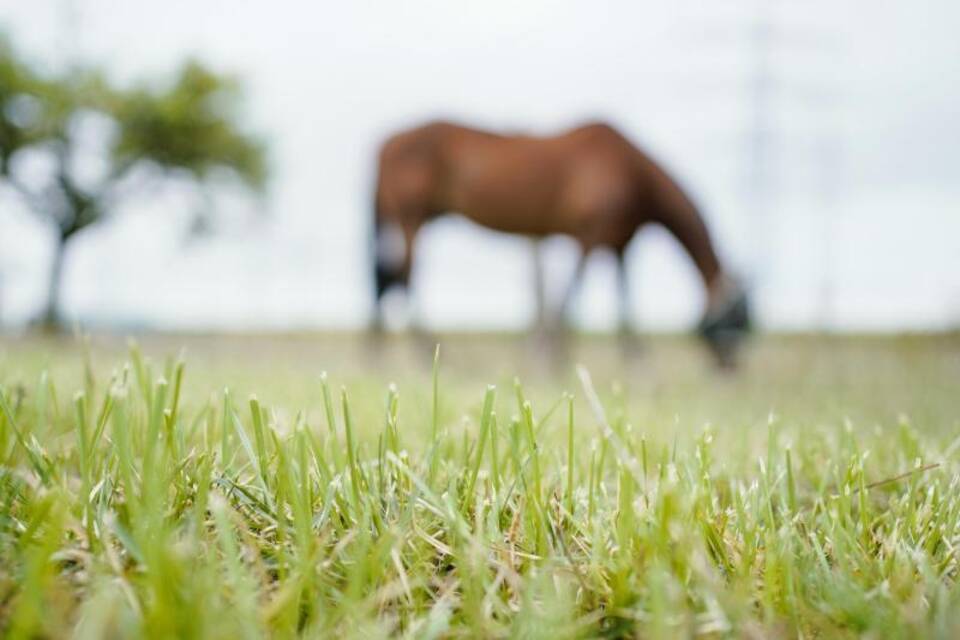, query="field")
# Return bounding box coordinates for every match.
[1,332,959,638]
